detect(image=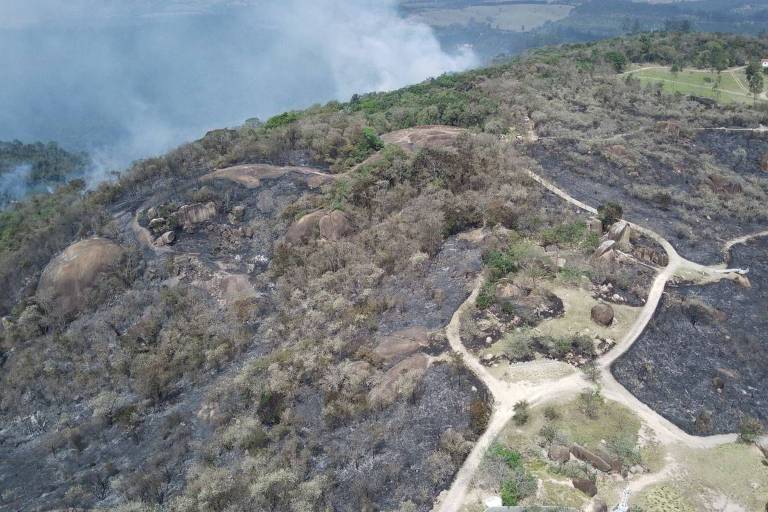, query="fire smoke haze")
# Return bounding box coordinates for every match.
[0,0,476,173]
